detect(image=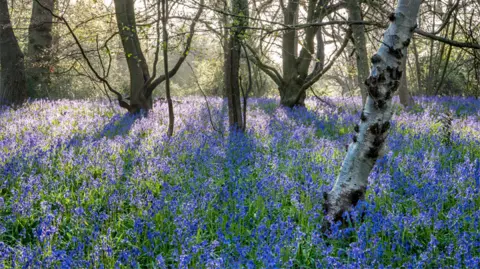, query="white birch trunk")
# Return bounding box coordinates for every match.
[324,0,422,222]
